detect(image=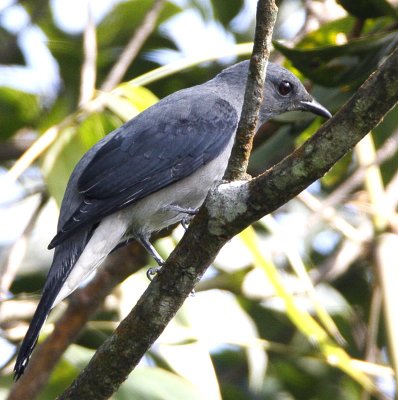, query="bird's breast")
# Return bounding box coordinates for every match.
[122,135,235,238]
